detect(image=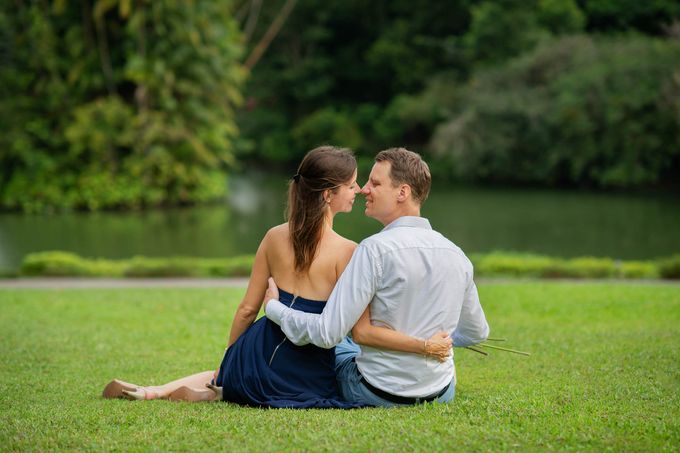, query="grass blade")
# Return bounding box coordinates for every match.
[478,343,531,356]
